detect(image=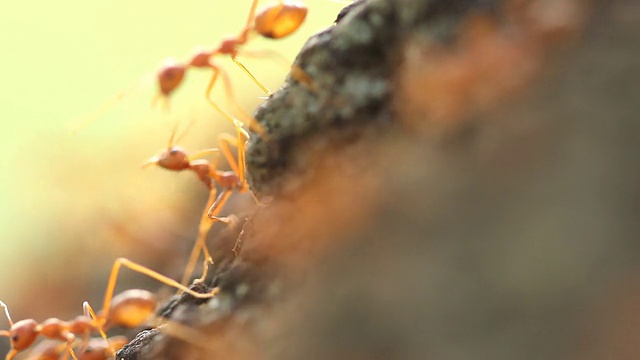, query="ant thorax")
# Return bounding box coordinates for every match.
[217,37,240,56]
[189,50,213,68]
